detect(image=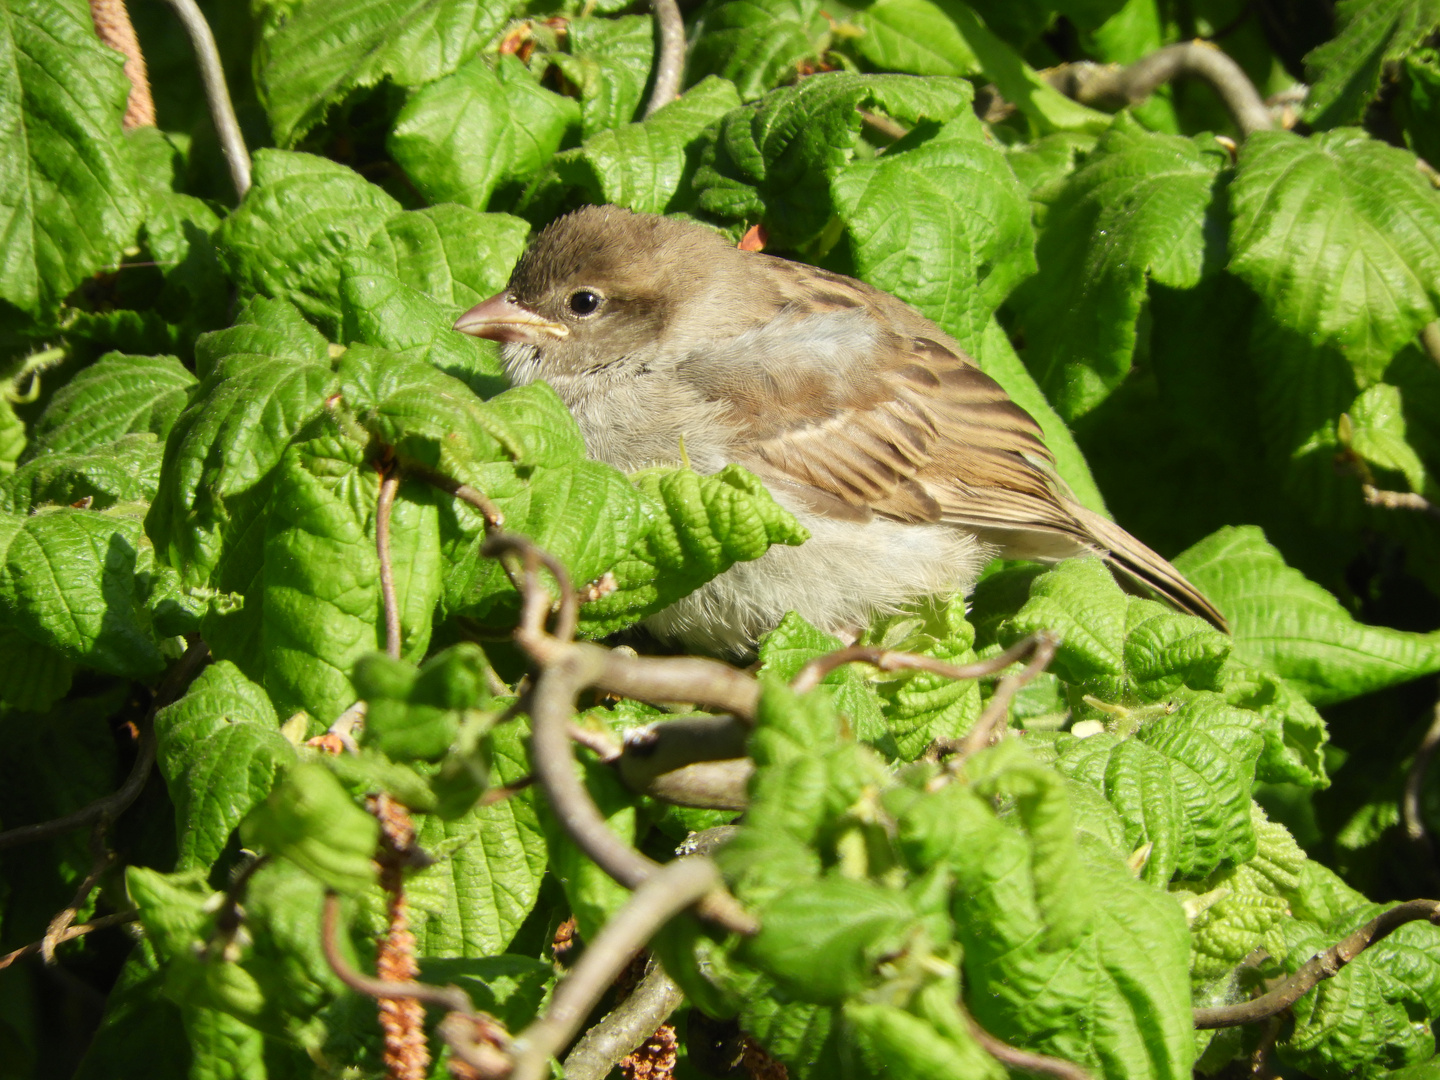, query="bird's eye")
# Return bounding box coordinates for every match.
[567,289,601,317]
